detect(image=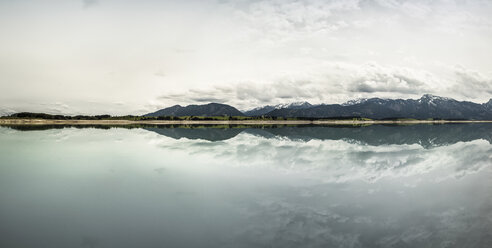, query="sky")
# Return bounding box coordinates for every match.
[0,0,491,115]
